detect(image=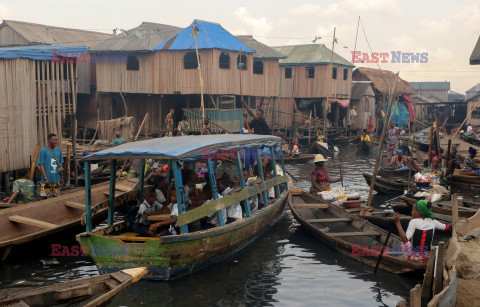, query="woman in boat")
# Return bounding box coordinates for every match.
[422,156,447,186]
[310,154,342,193]
[290,139,300,158]
[385,122,398,166]
[391,149,408,169]
[393,200,450,261]
[464,147,478,171]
